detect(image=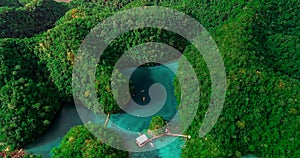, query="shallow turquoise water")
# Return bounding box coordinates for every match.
[25,61,184,157]
[110,61,179,130]
[24,104,84,157]
[110,61,184,157]
[24,60,258,157]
